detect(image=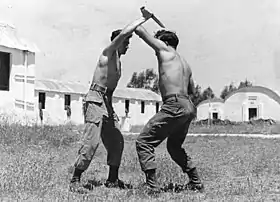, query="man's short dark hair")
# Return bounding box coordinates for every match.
[111,29,122,41]
[111,29,133,42]
[154,30,179,49]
